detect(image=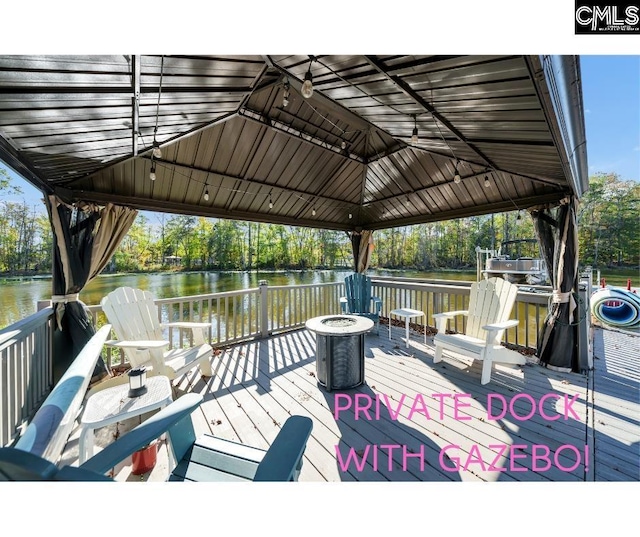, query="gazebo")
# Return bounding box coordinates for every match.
[0,54,589,378]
